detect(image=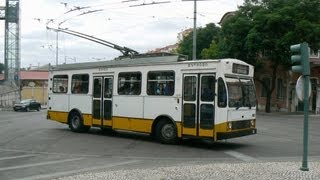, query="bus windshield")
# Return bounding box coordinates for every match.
[226,77,256,108]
